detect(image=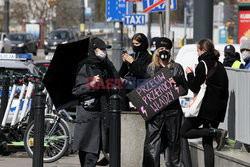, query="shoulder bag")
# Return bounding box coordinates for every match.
[184,60,208,117]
